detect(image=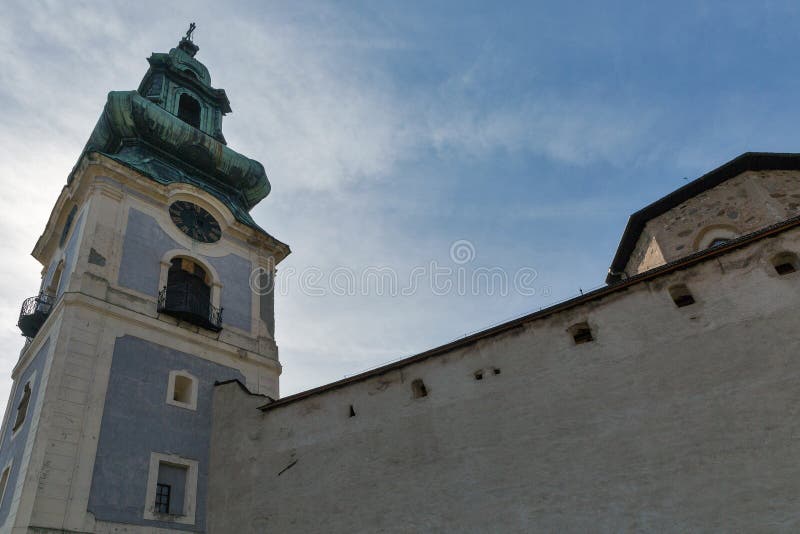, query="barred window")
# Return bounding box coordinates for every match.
[155,483,171,514]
